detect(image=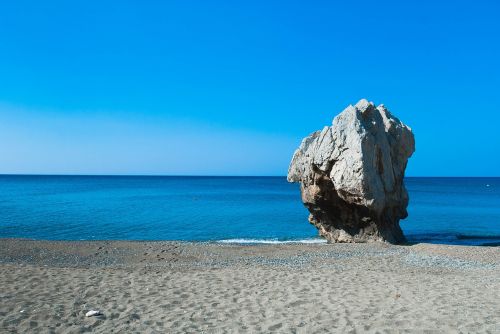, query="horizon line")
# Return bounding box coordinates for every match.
[0,174,499,178]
